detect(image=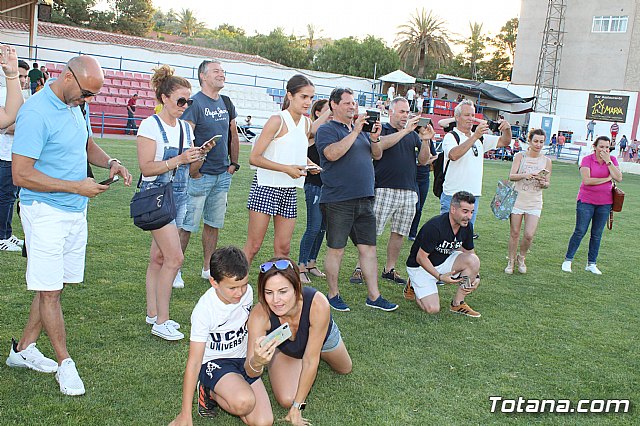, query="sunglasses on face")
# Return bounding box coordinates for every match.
[177,97,193,107]
[259,259,293,273]
[68,66,99,99]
